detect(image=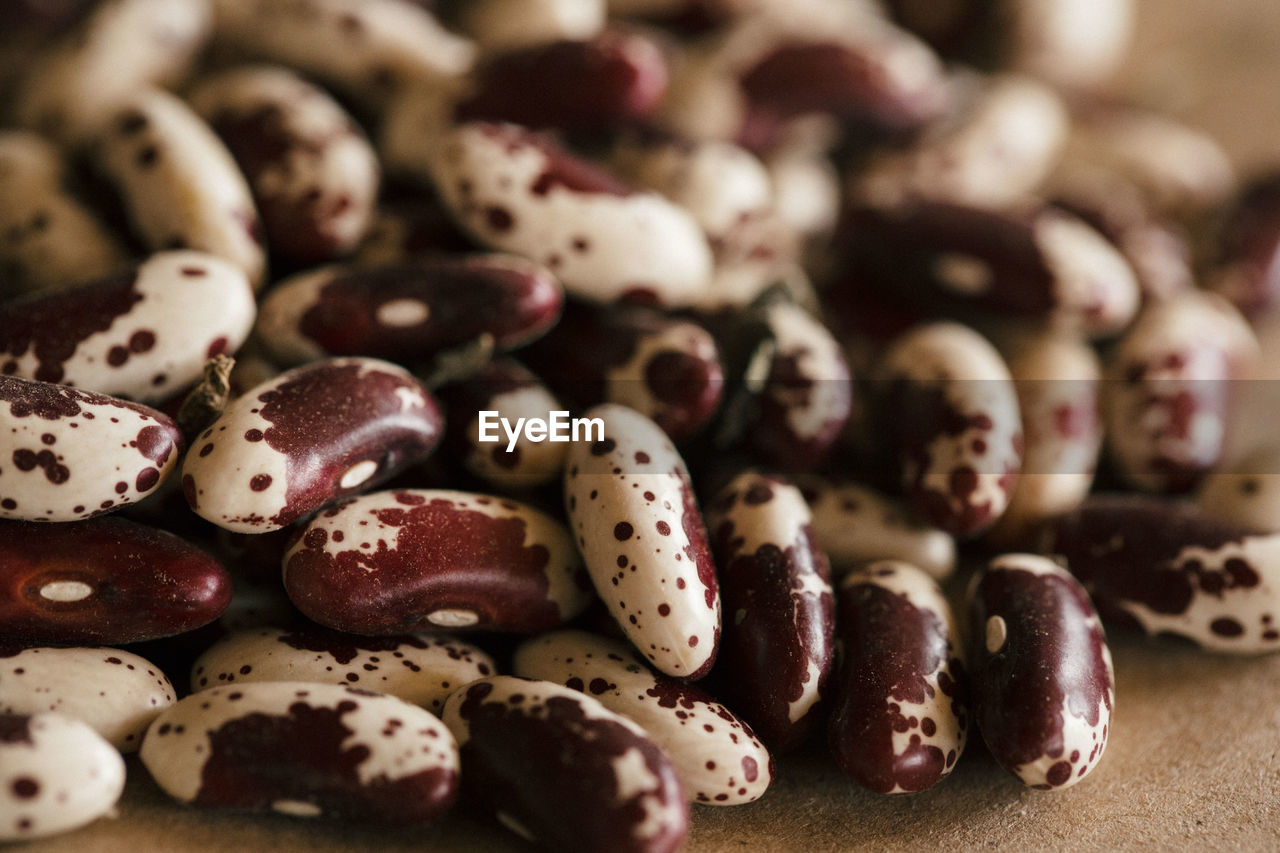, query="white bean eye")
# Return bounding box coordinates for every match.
[39,580,93,602]
[339,460,379,489]
[375,298,430,327]
[985,615,1008,654]
[427,609,479,627]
